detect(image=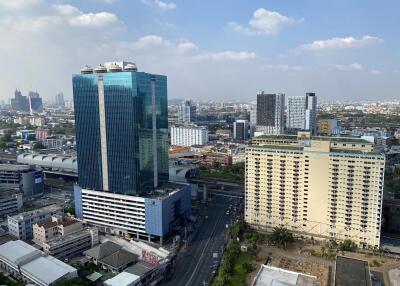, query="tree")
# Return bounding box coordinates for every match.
[242,262,253,273]
[339,239,356,252]
[1,134,11,142]
[269,227,294,249]
[0,141,6,150]
[33,141,46,150]
[65,204,75,216]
